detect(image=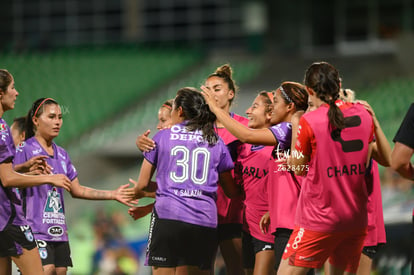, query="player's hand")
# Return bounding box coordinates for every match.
[113,183,138,207]
[259,212,270,234]
[200,85,220,113]
[49,174,71,192]
[356,100,375,117]
[21,156,52,174]
[128,203,154,220]
[136,130,155,152]
[356,100,380,128]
